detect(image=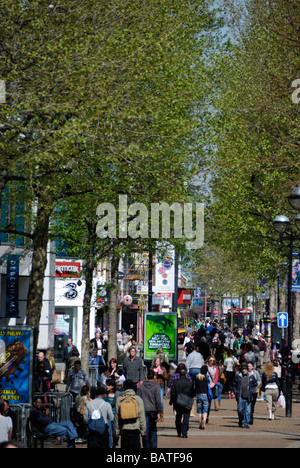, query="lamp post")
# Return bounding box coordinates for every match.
[273,185,300,418]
